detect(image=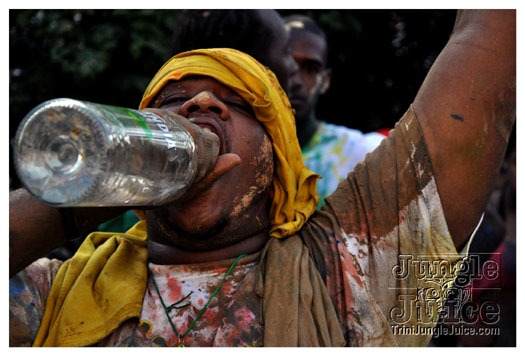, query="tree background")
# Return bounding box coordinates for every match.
[9,9,456,189]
